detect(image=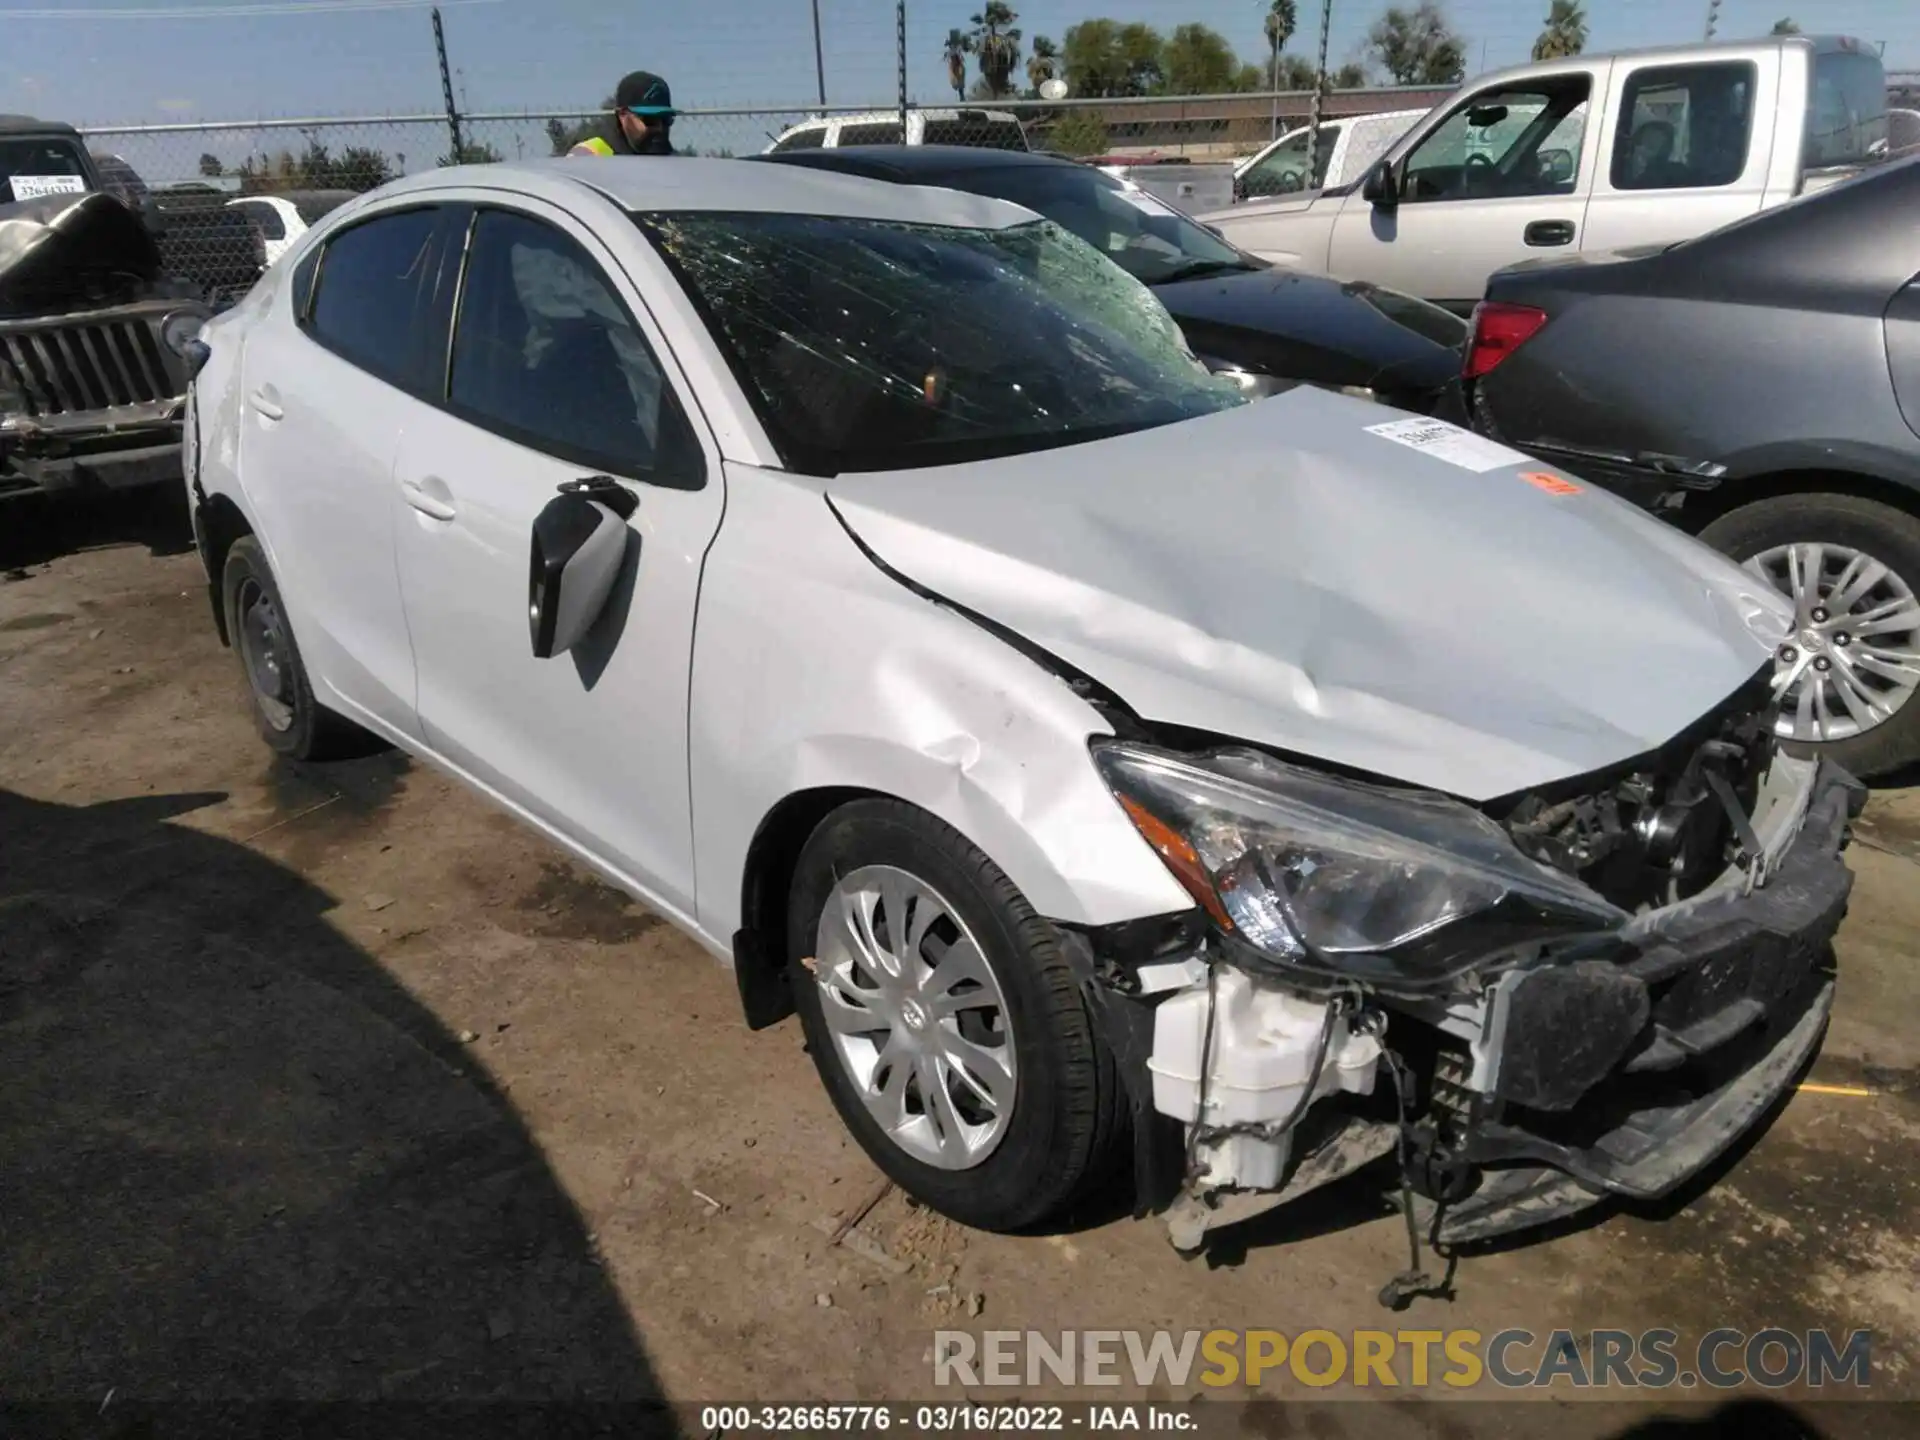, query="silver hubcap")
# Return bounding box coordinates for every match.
[1746,542,1920,744]
[812,865,1016,1170]
[237,578,295,733]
